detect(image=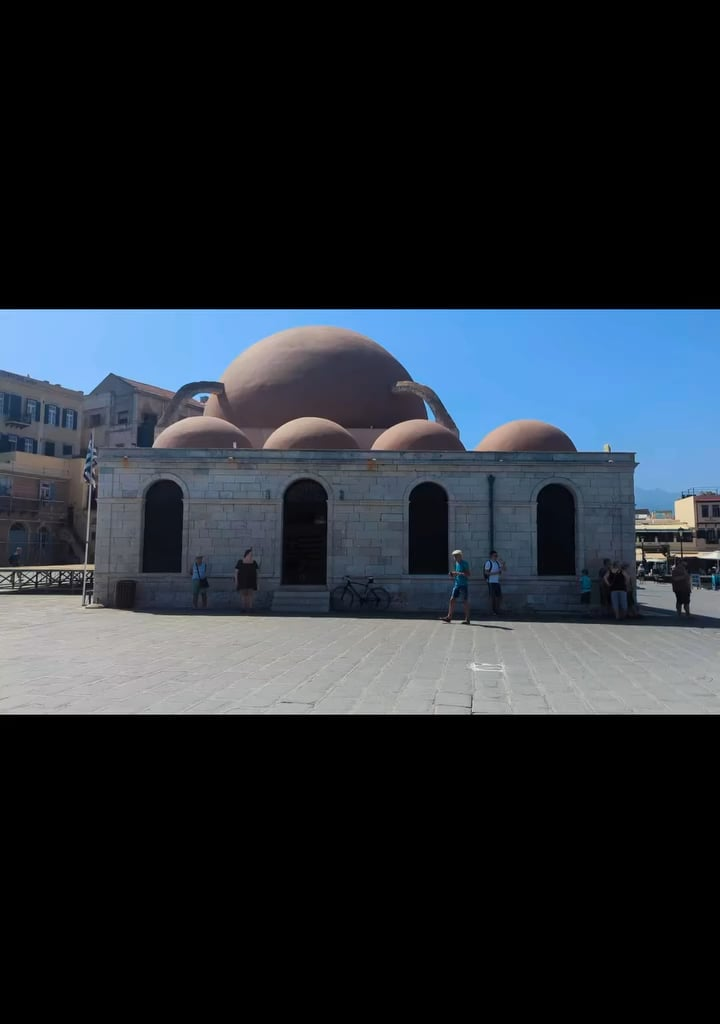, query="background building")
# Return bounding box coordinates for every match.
[83,374,204,452]
[675,489,720,554]
[0,370,83,458]
[0,449,88,564]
